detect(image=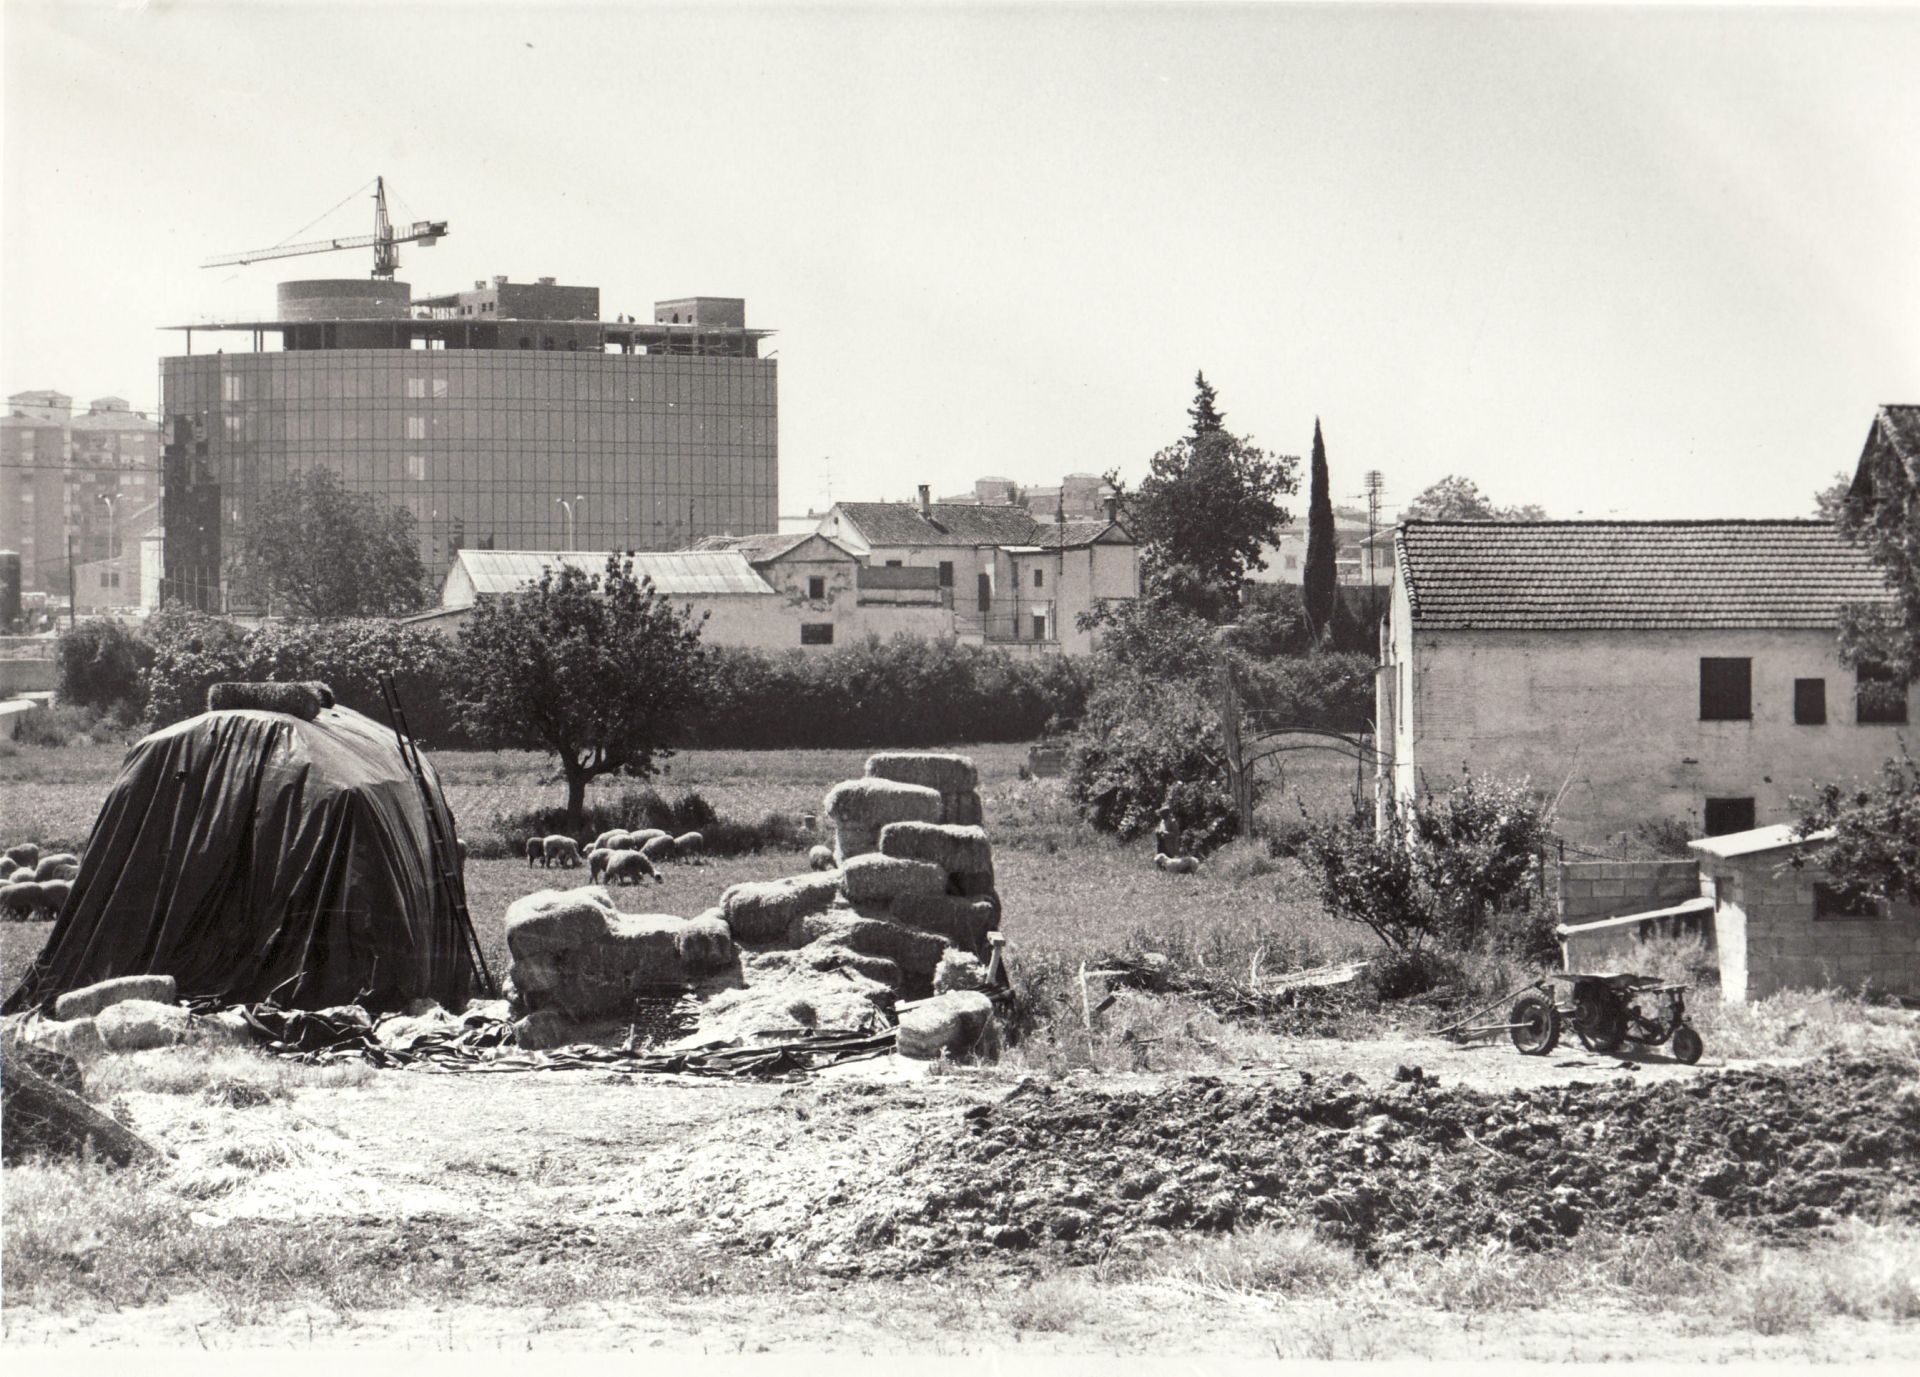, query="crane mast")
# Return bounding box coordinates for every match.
[201,176,447,278]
